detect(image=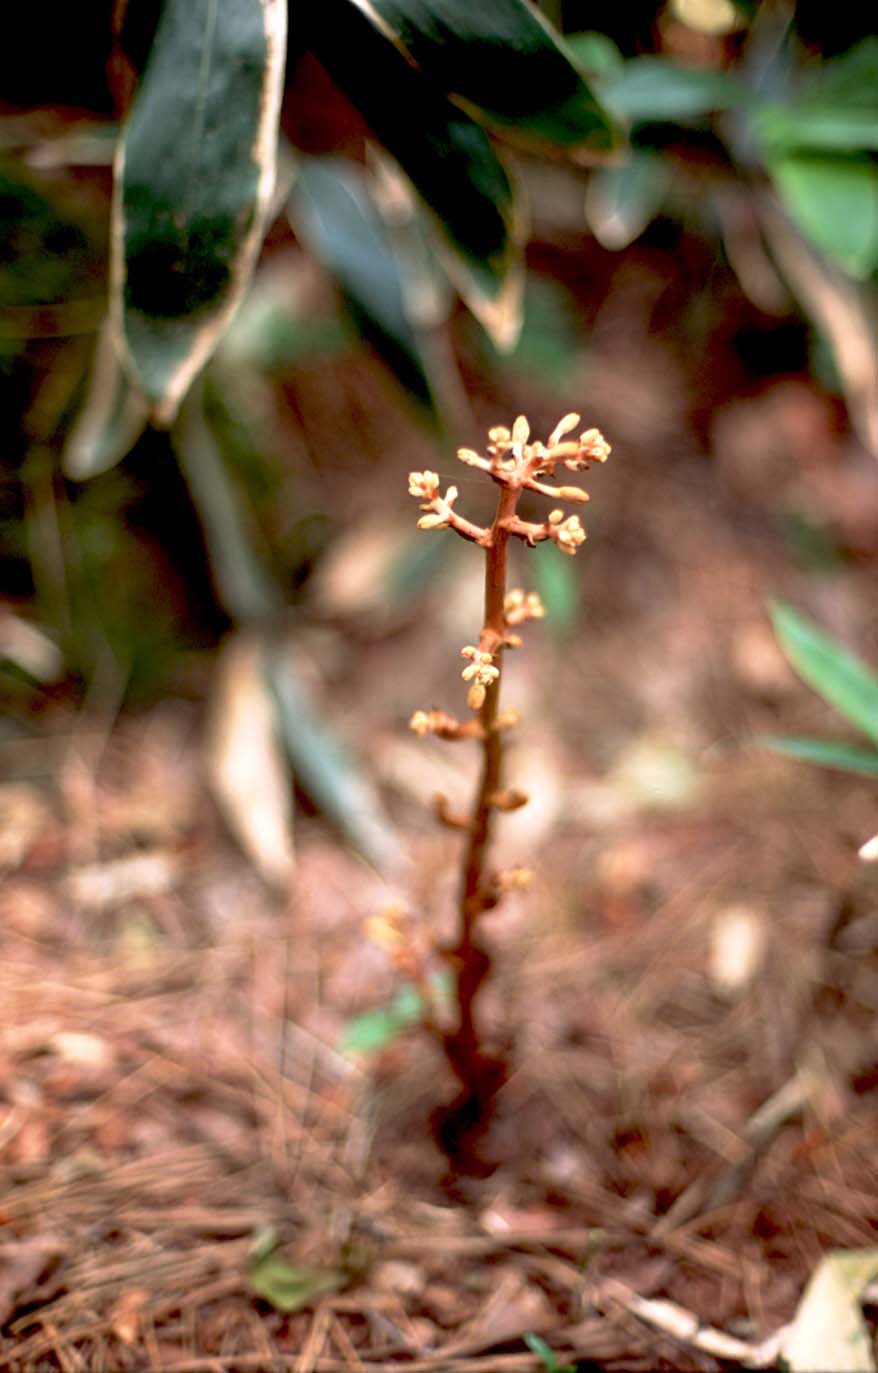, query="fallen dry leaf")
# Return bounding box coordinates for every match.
[205,631,295,889]
[782,1248,878,1373]
[49,1032,113,1071]
[65,850,179,911]
[708,905,766,996]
